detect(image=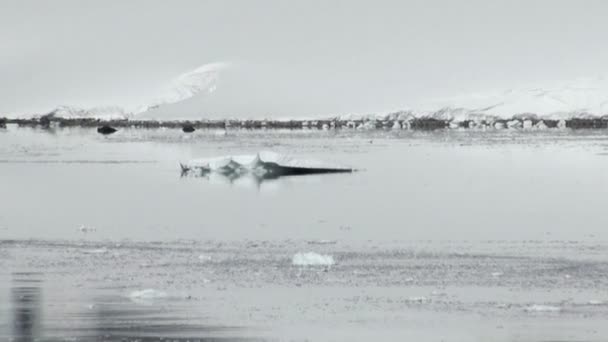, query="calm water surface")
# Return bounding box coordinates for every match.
[1,126,608,341]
